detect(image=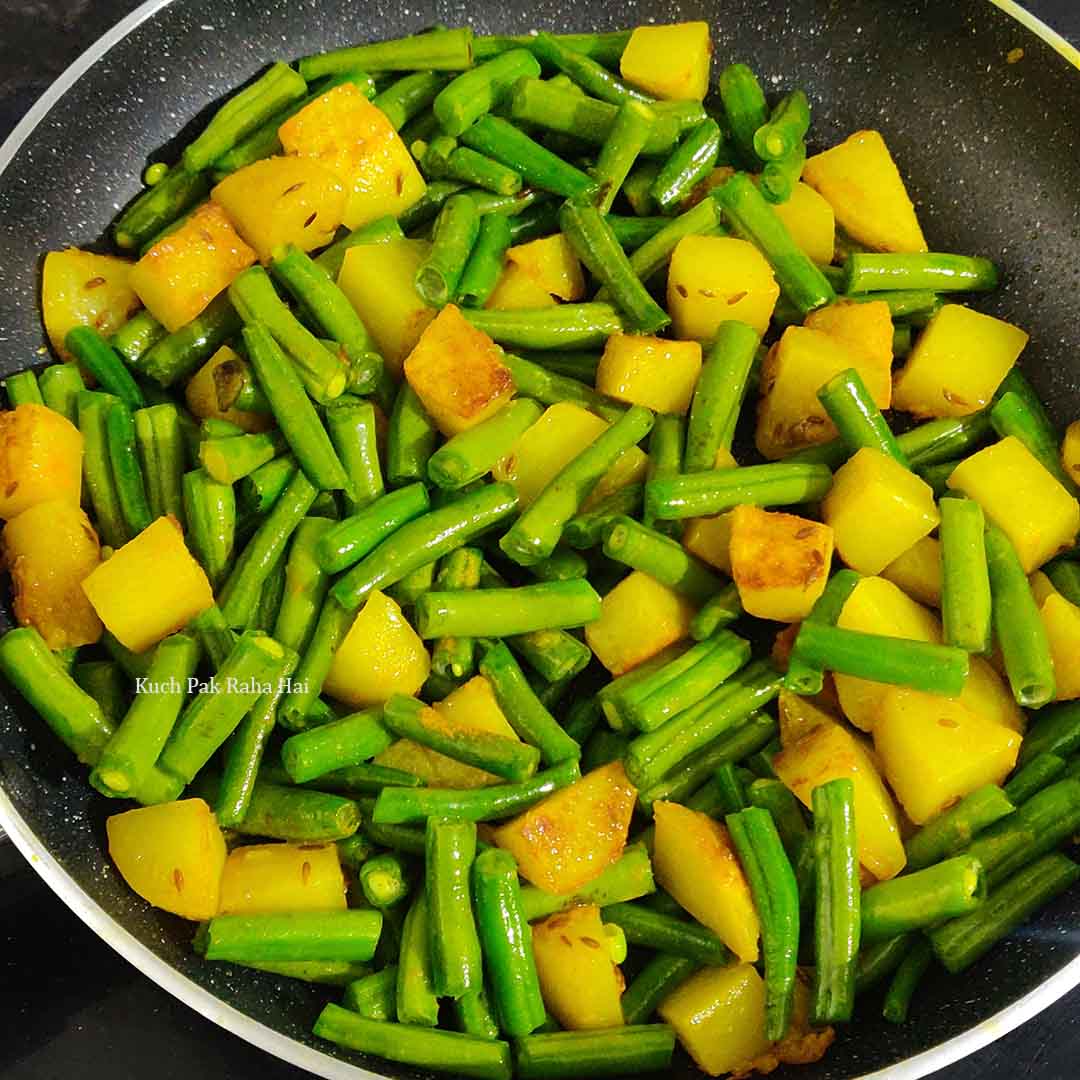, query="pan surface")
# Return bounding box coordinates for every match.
[1,1,1079,1078]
